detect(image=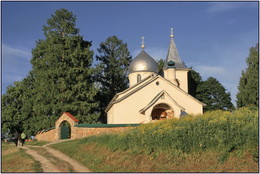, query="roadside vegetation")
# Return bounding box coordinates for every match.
[2,142,42,172]
[51,106,259,172]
